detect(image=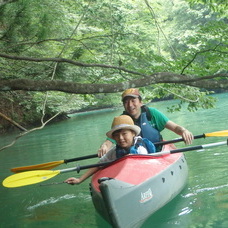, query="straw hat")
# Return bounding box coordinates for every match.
[122,88,141,101]
[106,115,141,139]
